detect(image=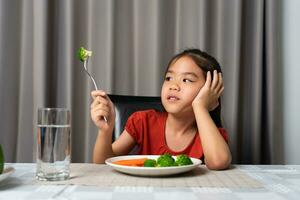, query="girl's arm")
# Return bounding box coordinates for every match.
[192,71,232,170]
[193,107,231,170]
[93,129,136,163]
[91,91,136,163]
